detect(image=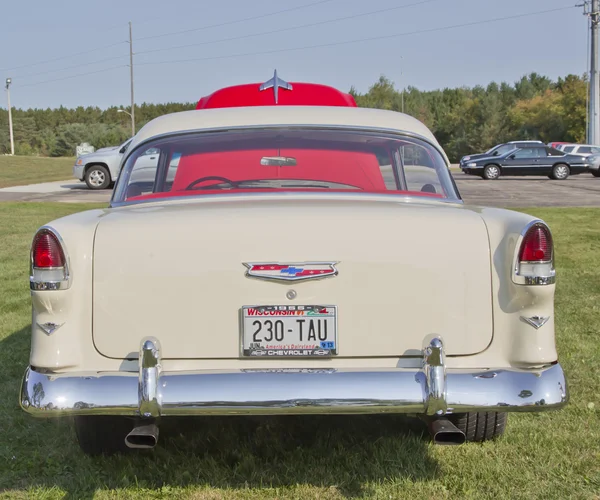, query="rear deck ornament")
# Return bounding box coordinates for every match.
[259,70,293,104]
